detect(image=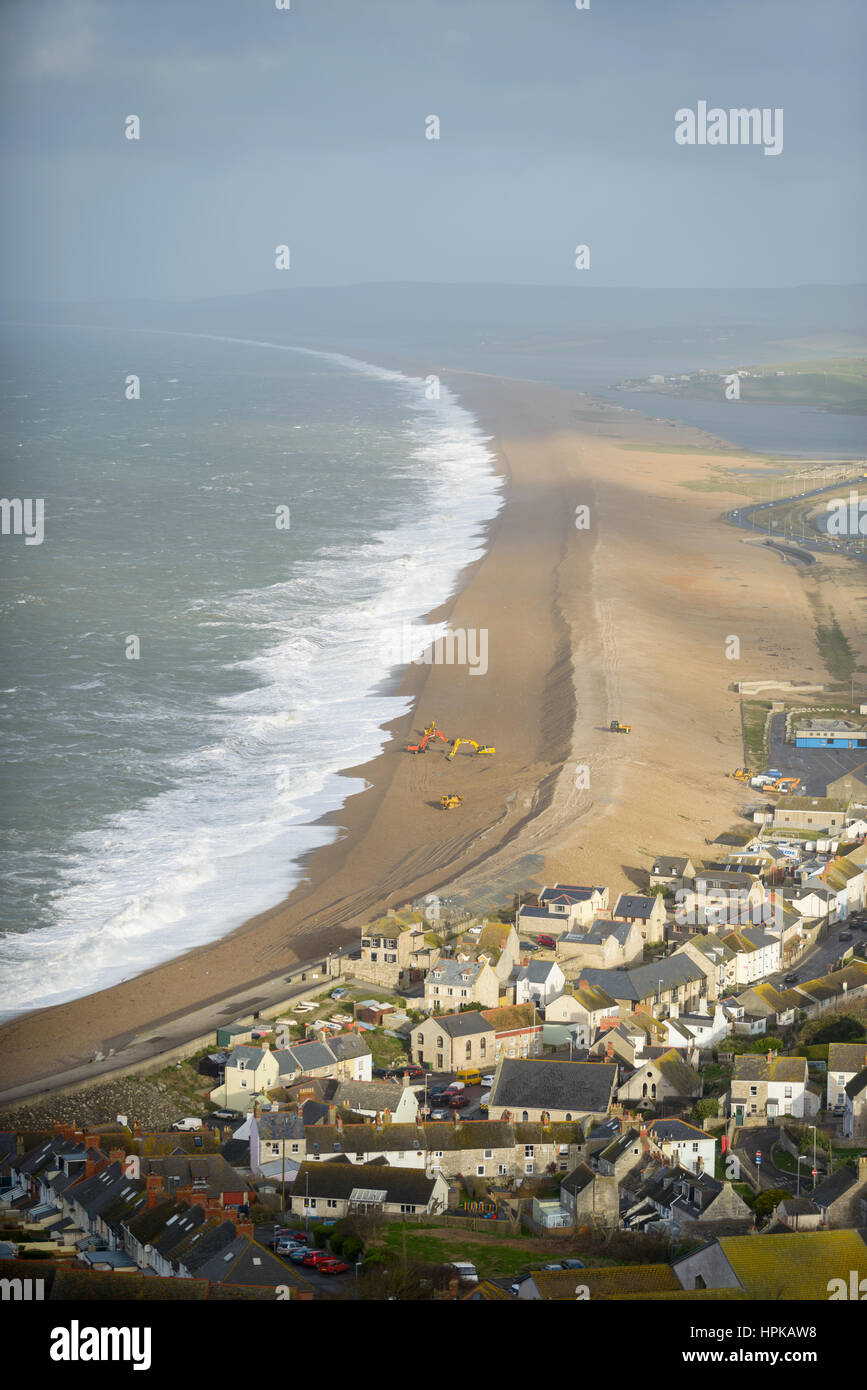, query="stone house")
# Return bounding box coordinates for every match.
[425,956,500,1011]
[810,1157,867,1228]
[773,796,847,834]
[412,1010,495,1071]
[843,1066,867,1140]
[616,1048,702,1108]
[354,909,433,991]
[559,1162,619,1227]
[486,1057,617,1125]
[558,918,643,971]
[728,1052,819,1124]
[612,893,667,945]
[826,1042,867,1111]
[649,856,696,891]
